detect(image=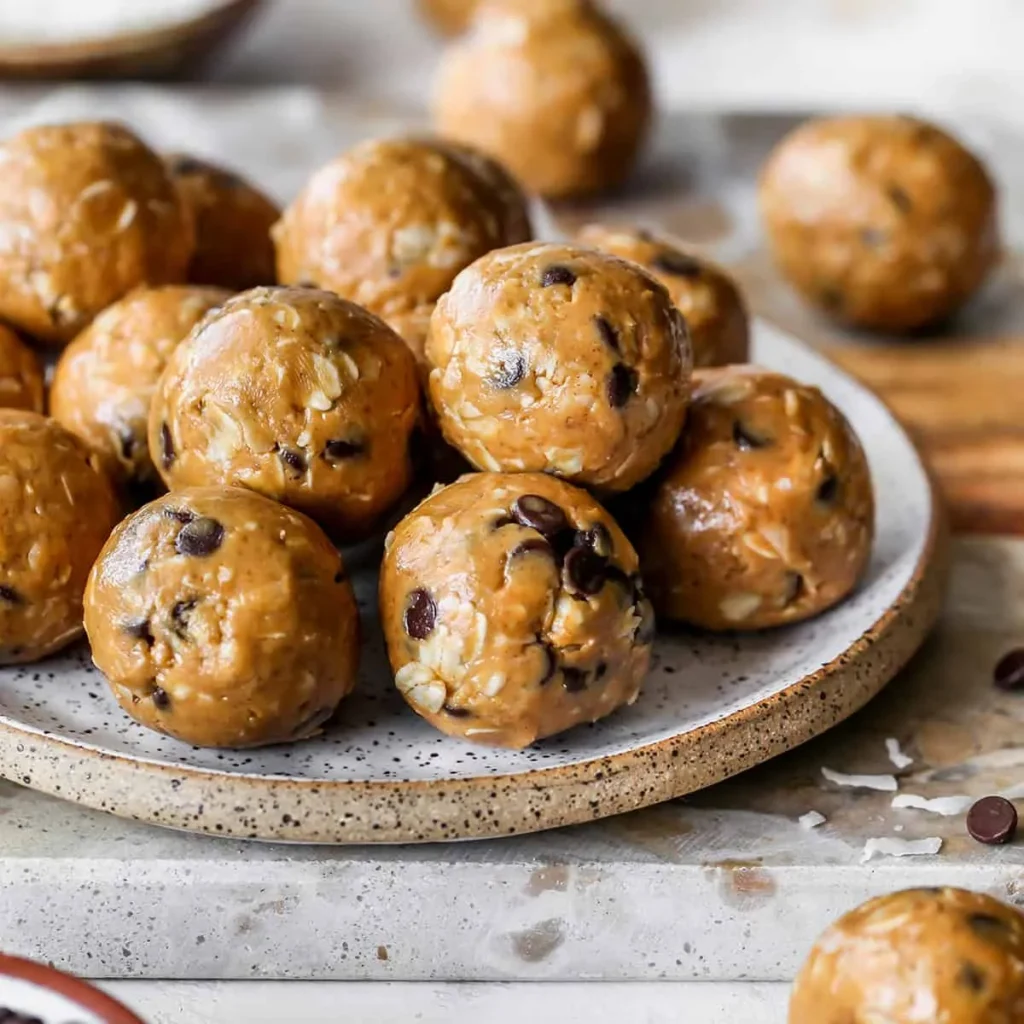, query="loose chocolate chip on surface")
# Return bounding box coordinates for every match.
[170,598,197,638]
[490,349,526,389]
[175,517,225,557]
[957,962,987,993]
[564,545,608,595]
[123,618,154,646]
[443,704,472,718]
[404,588,437,640]
[512,495,569,538]
[541,265,576,288]
[152,687,171,709]
[651,250,702,277]
[887,183,913,213]
[159,422,175,469]
[0,585,21,604]
[994,648,1024,691]
[733,421,770,450]
[967,796,1018,845]
[277,446,307,476]
[323,438,364,462]
[607,363,638,407]
[593,314,620,352]
[817,473,839,504]
[562,667,588,692]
